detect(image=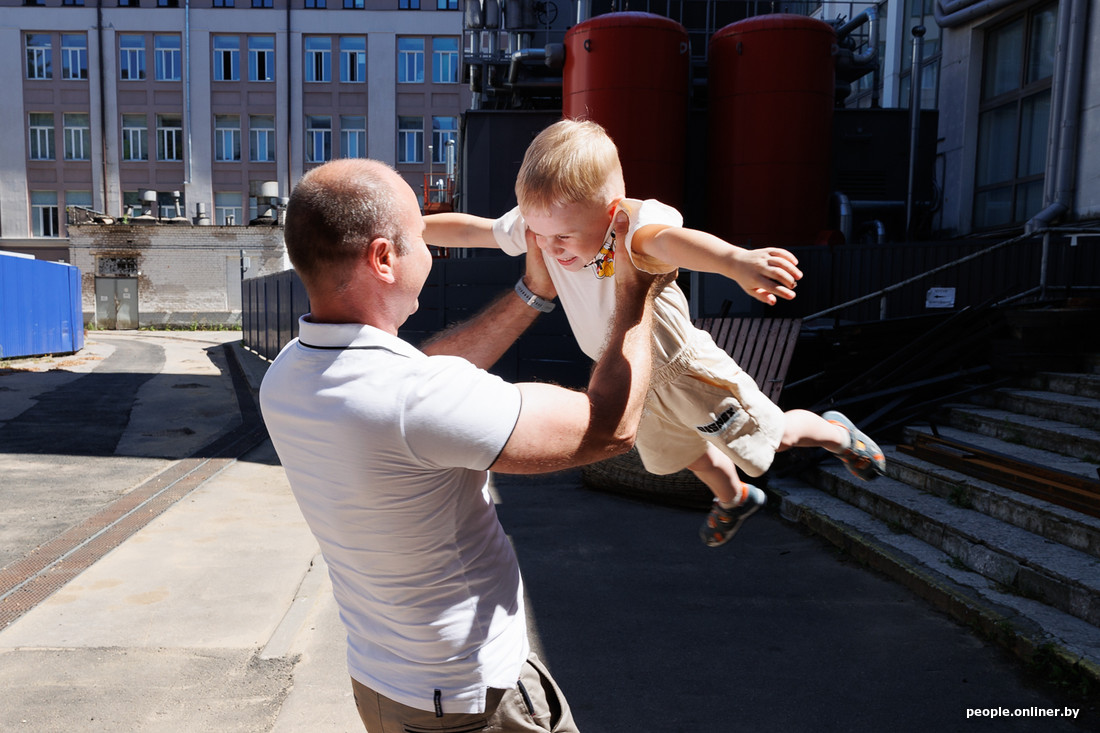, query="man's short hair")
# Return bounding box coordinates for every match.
[515,119,623,214]
[284,159,408,288]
